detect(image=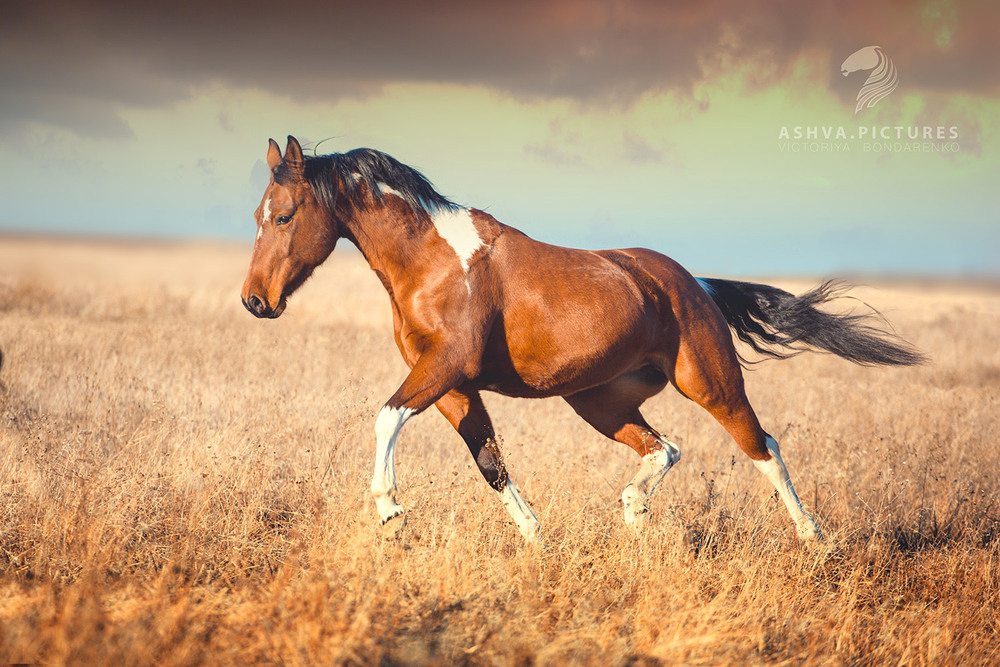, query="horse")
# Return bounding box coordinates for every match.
[241,136,923,544]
